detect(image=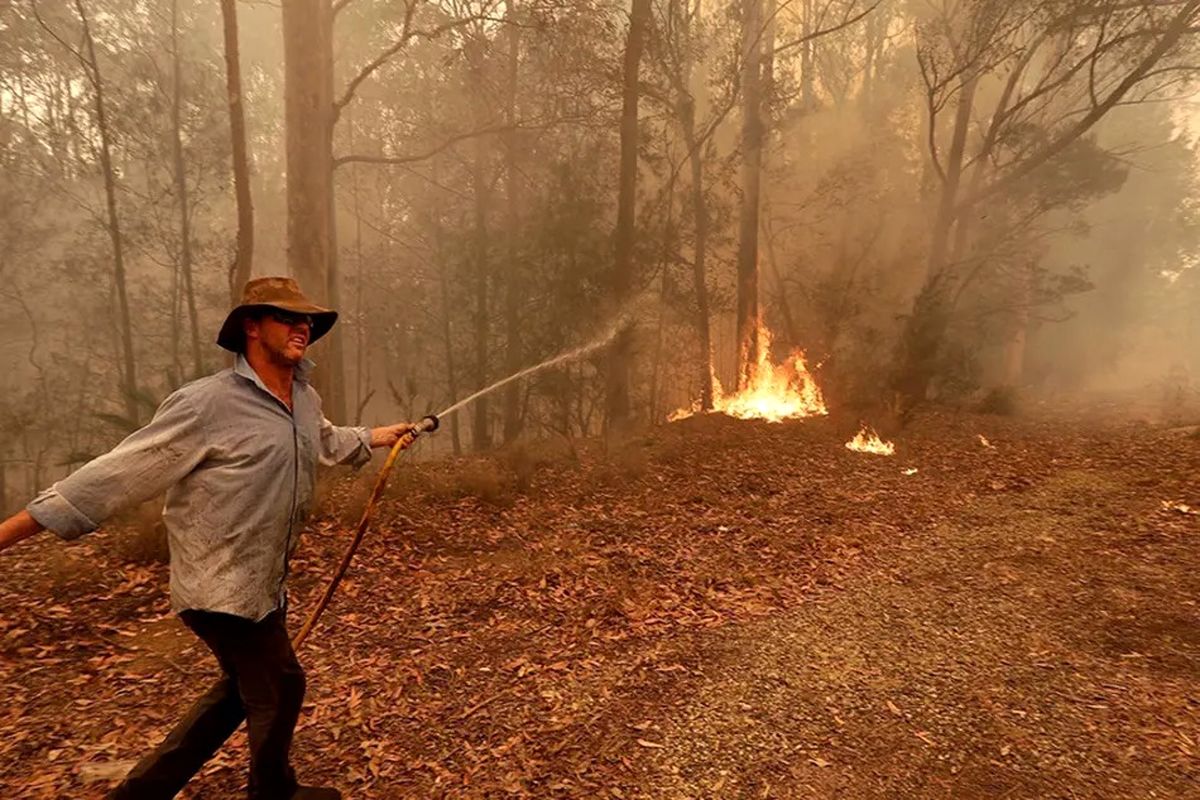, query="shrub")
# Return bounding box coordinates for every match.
[977,385,1021,416]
